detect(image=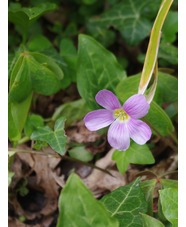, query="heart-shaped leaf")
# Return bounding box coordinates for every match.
[57,173,119,227]
[31,117,67,155]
